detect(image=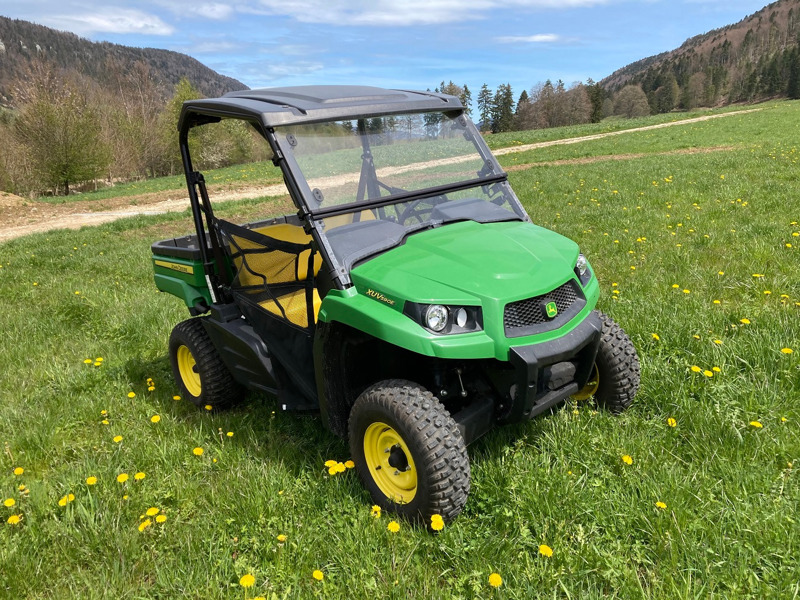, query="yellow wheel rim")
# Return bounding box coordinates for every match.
[572,363,599,401]
[363,422,417,504]
[176,345,201,398]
